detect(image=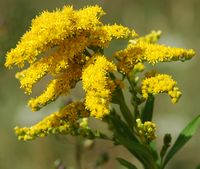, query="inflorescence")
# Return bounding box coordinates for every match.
[5,5,195,140]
